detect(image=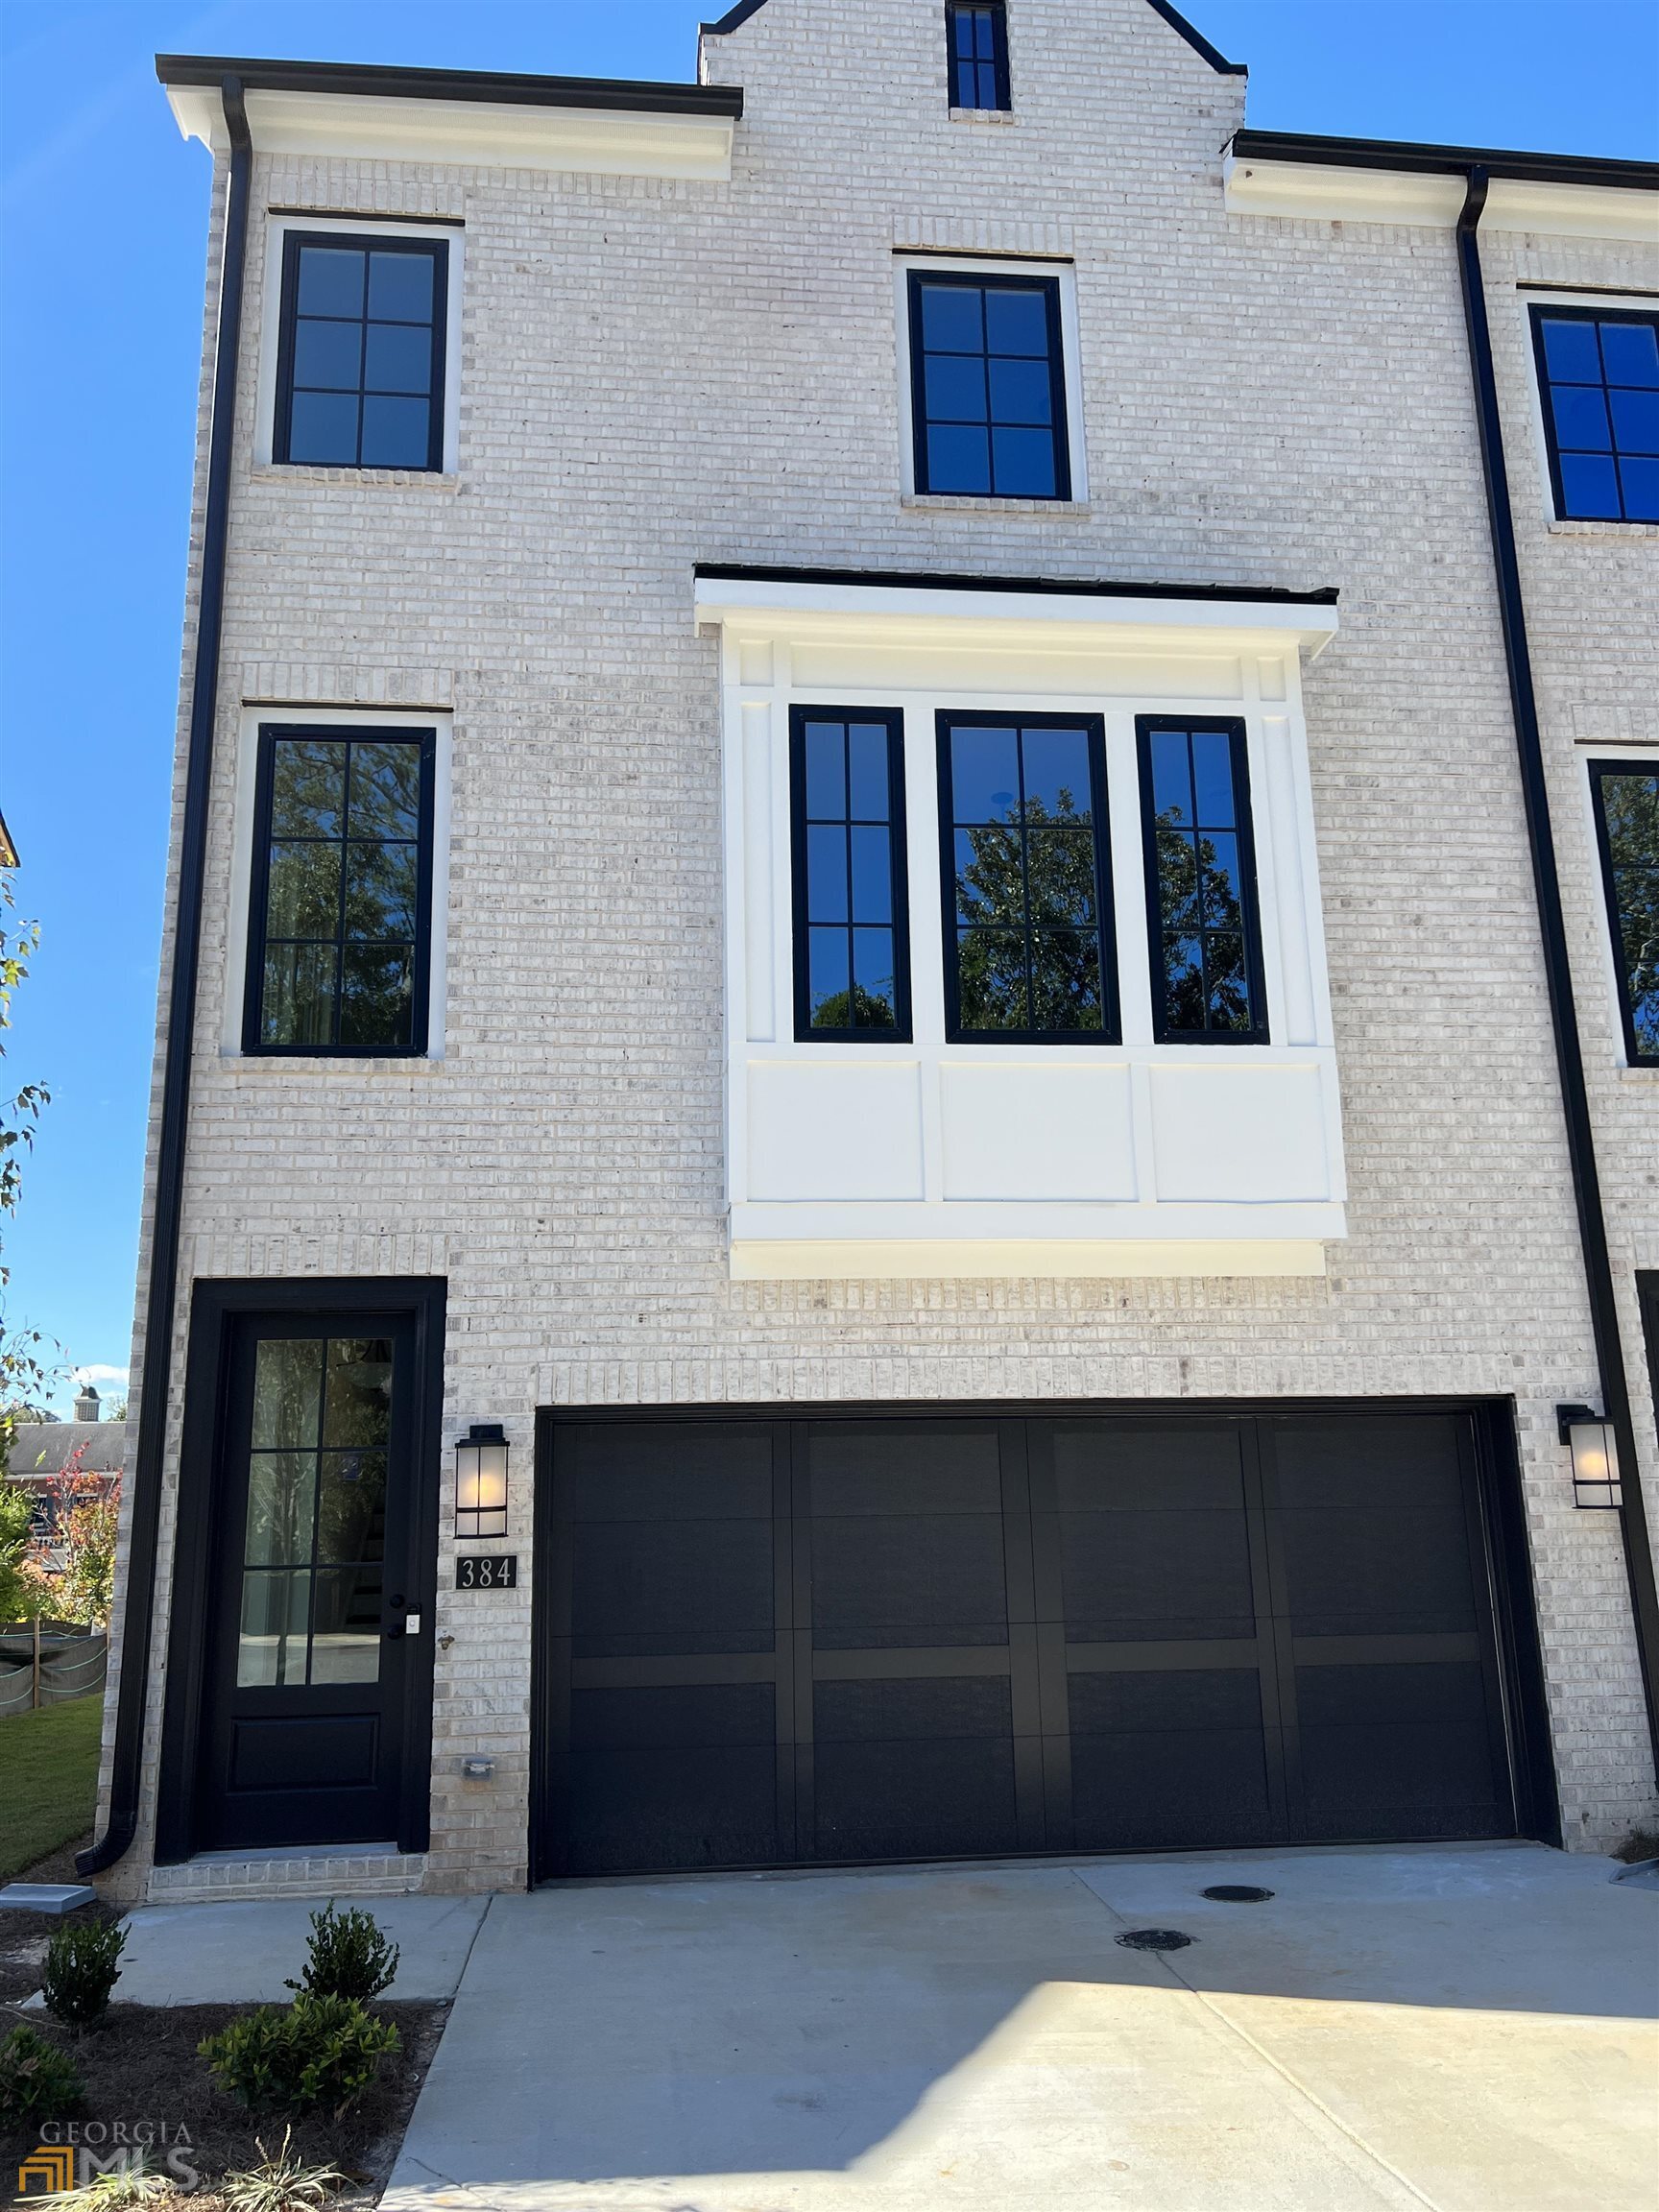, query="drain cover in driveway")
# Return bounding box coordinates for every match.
[1201,1885,1275,1902]
[1117,1928,1193,1952]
